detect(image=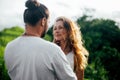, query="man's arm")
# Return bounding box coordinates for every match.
[52,48,77,80]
